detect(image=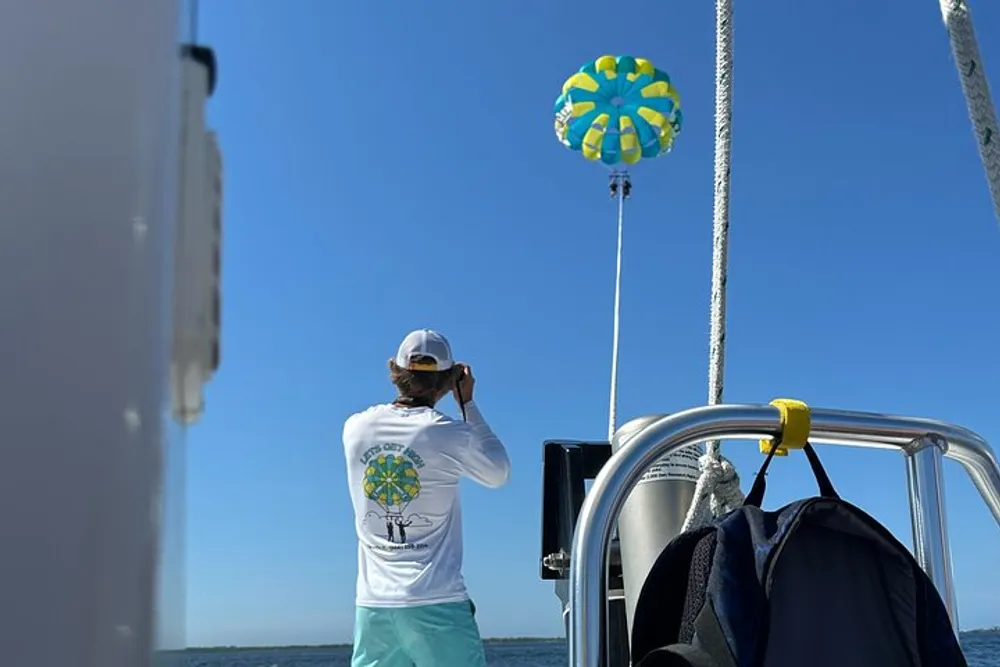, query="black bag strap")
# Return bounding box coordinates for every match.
[744,441,839,508]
